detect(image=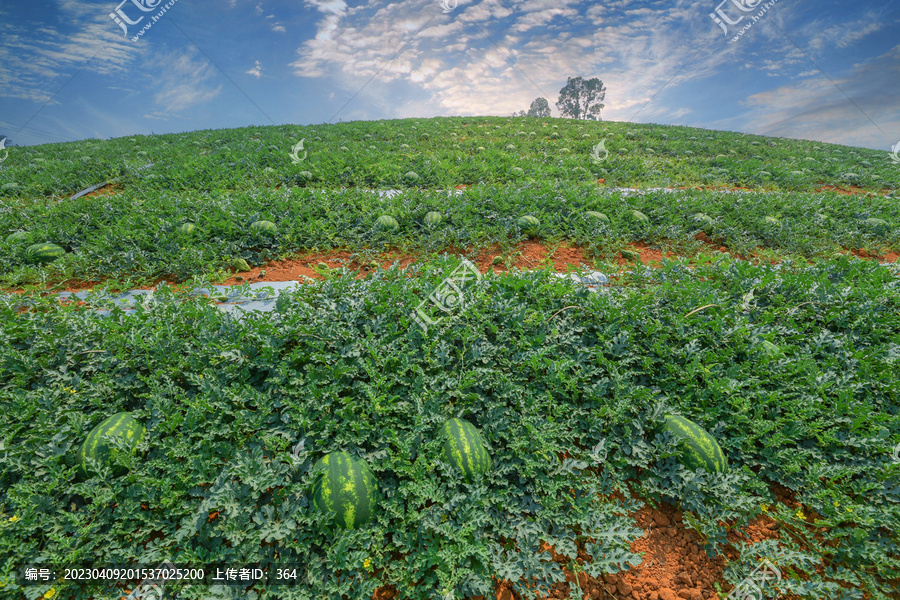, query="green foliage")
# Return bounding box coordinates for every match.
[1,255,899,598]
